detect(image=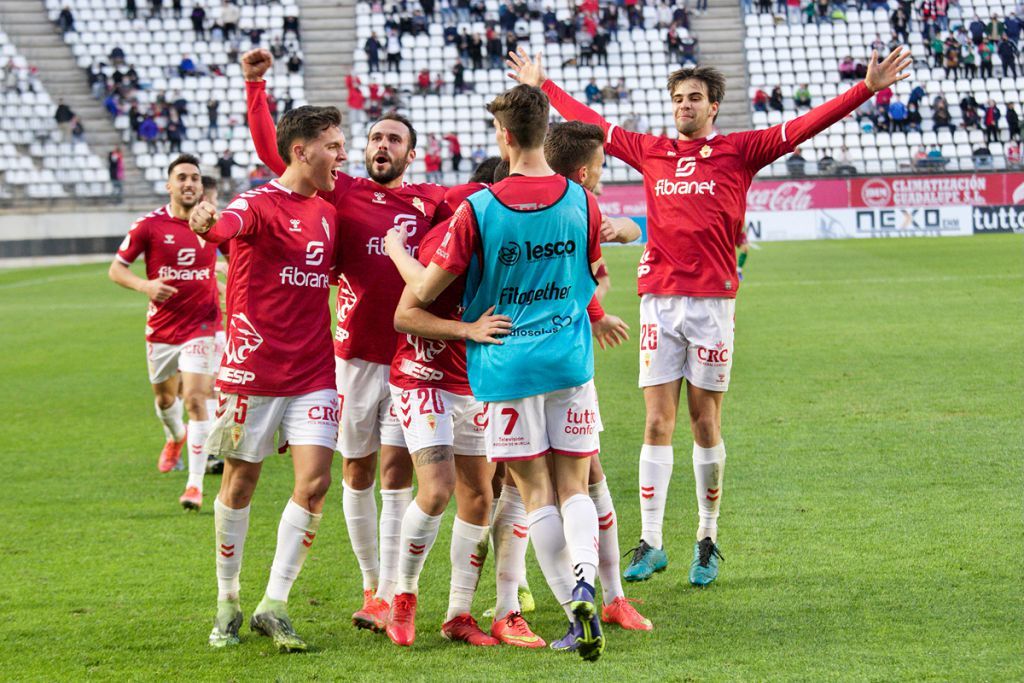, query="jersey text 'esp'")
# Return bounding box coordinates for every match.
[206,181,337,396]
[116,204,221,345]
